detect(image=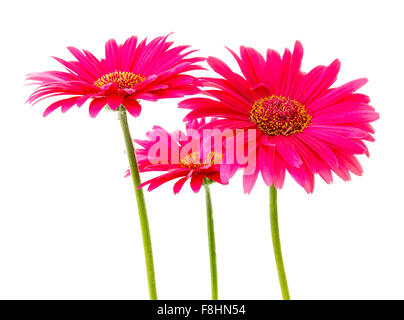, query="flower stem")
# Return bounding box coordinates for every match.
[118,107,157,300]
[269,185,290,300]
[204,183,218,300]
